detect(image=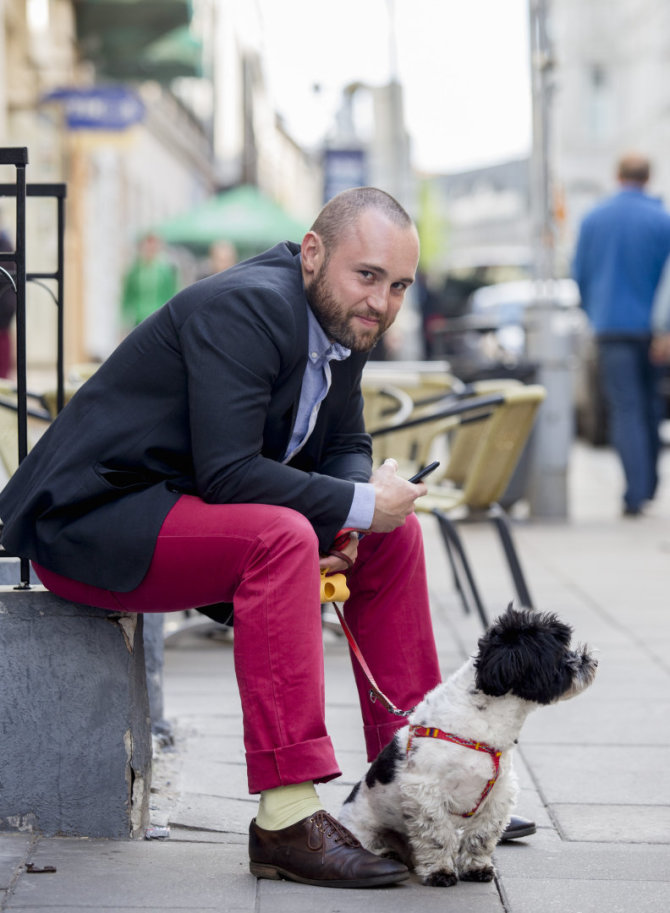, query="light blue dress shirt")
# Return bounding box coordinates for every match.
[283,306,375,531]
